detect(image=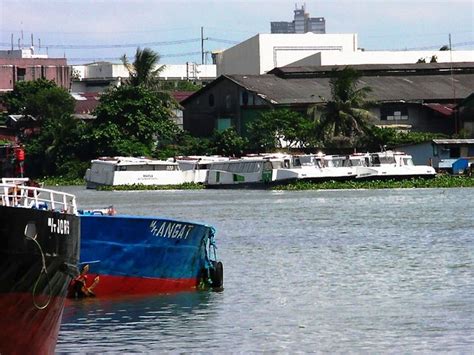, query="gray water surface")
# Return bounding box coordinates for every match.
[57,187,474,352]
